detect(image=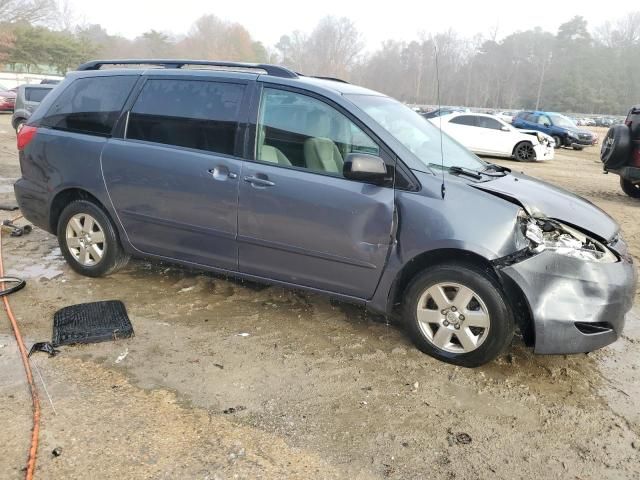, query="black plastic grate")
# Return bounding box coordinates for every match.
[53,300,134,346]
